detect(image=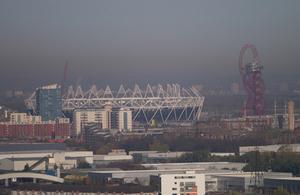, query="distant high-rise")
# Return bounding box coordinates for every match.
[35,84,62,121]
[231,83,239,94]
[14,91,23,98]
[192,85,203,92]
[6,90,13,98]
